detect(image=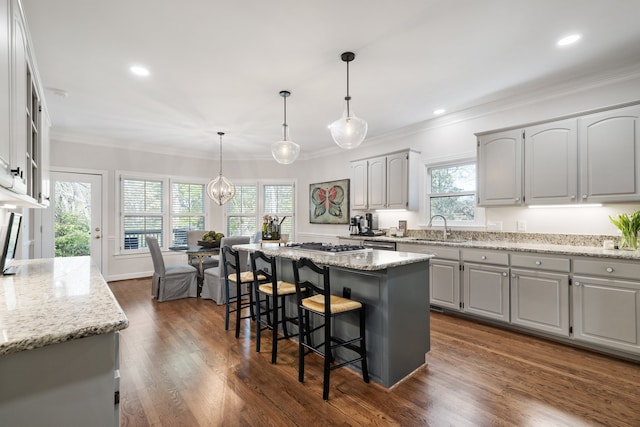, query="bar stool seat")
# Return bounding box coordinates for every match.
[258,280,296,296]
[302,294,361,314]
[292,257,369,400]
